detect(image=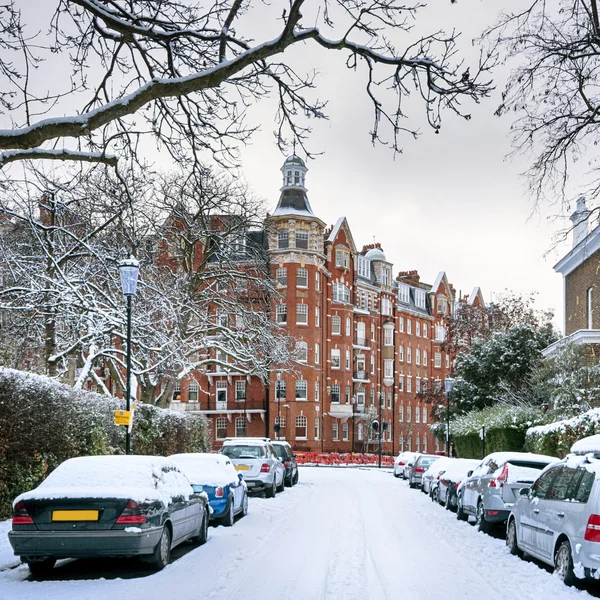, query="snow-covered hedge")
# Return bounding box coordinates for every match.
[525,408,600,458]
[0,368,209,518]
[431,405,553,459]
